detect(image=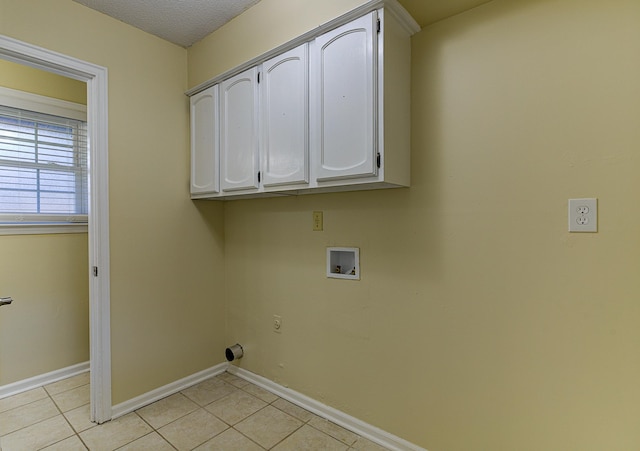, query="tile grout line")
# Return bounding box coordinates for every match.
[46,380,90,451]
[0,390,68,446]
[128,411,179,451]
[189,383,269,450]
[131,382,265,450]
